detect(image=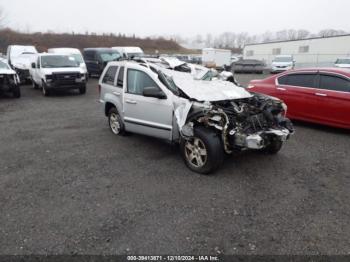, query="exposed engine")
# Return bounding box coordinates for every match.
[189,93,294,153]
